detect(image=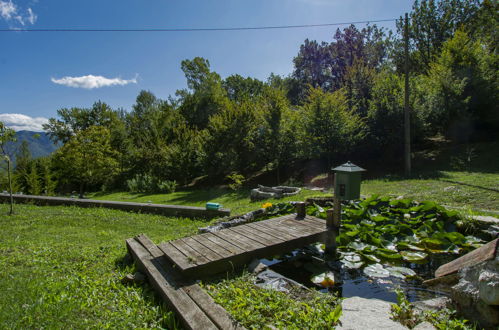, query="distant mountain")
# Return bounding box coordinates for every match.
[4,131,60,164]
